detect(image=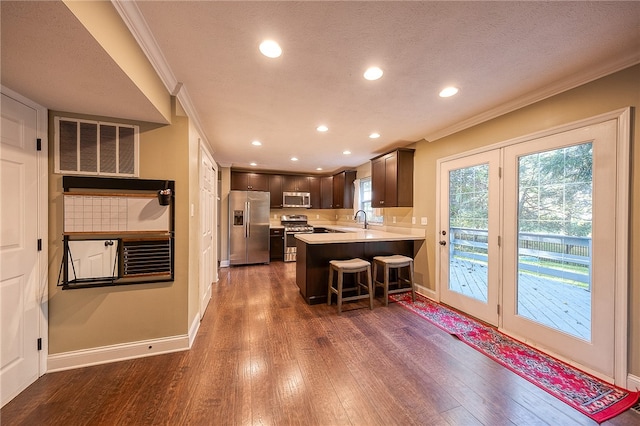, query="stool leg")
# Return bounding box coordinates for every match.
[409,261,416,302]
[384,264,390,307]
[337,271,343,315]
[372,261,378,300]
[327,266,334,306]
[366,266,373,310]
